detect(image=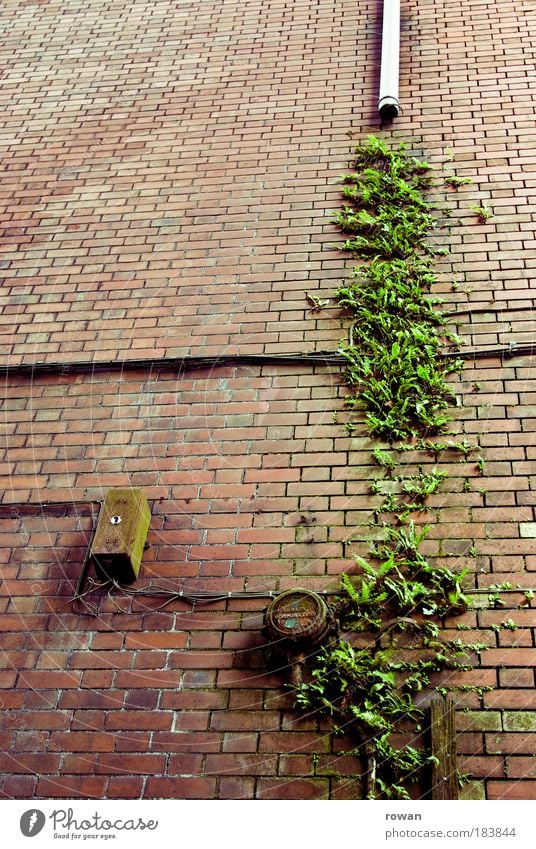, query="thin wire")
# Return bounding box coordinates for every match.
[71,576,112,616]
[70,502,103,613]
